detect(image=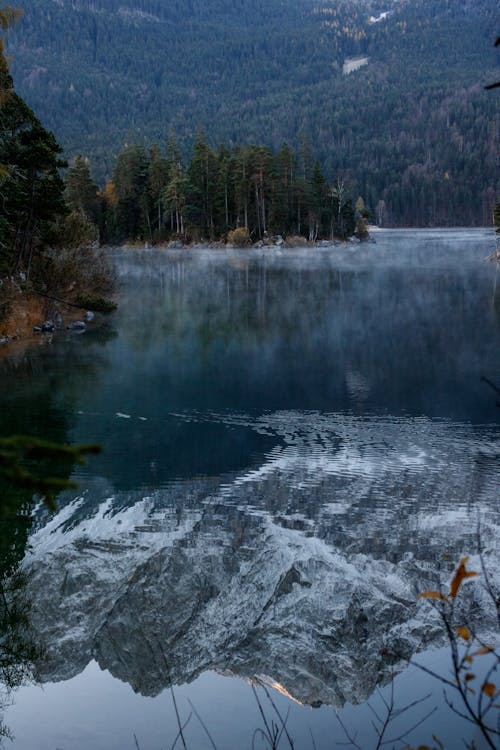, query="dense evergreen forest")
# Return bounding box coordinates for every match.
[0,6,66,277]
[0,7,113,337]
[82,134,359,244]
[5,0,499,227]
